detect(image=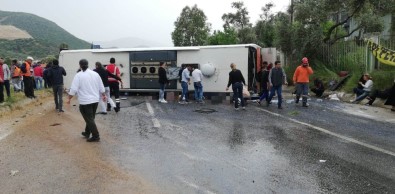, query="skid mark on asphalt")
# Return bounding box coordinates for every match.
[146,102,161,128]
[256,107,395,157]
